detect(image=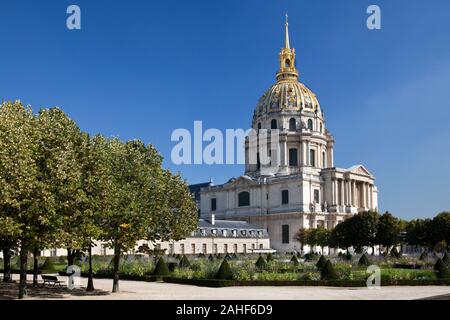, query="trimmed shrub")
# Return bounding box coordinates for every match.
[179,255,191,268]
[442,252,449,265]
[40,257,55,271]
[153,257,170,276]
[358,254,371,266]
[175,254,181,260]
[216,259,233,280]
[290,255,299,266]
[208,254,215,261]
[266,253,274,262]
[344,252,353,261]
[419,251,428,260]
[255,255,267,269]
[434,258,450,279]
[224,253,232,261]
[390,247,401,258]
[316,255,327,270]
[321,260,339,281]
